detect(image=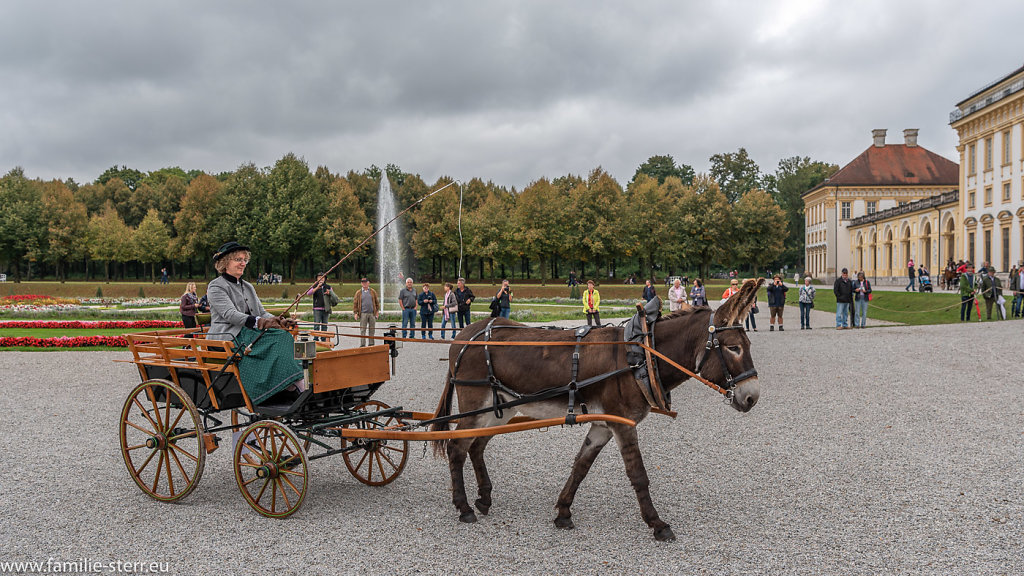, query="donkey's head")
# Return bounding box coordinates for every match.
[697,278,763,412]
